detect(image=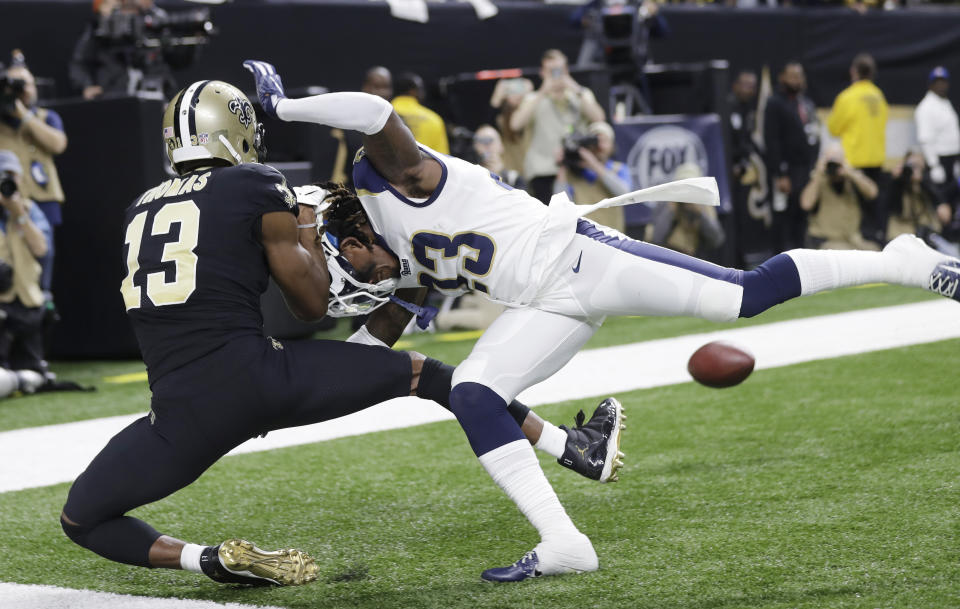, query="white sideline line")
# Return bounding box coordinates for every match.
[0,582,284,609]
[0,300,957,495]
